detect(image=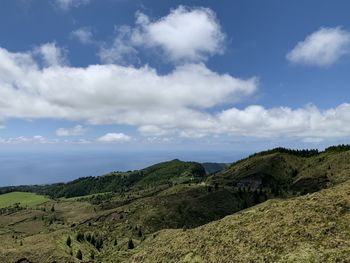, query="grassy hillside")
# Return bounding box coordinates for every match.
[210,147,350,196]
[0,192,49,208]
[1,146,350,262]
[129,181,350,263]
